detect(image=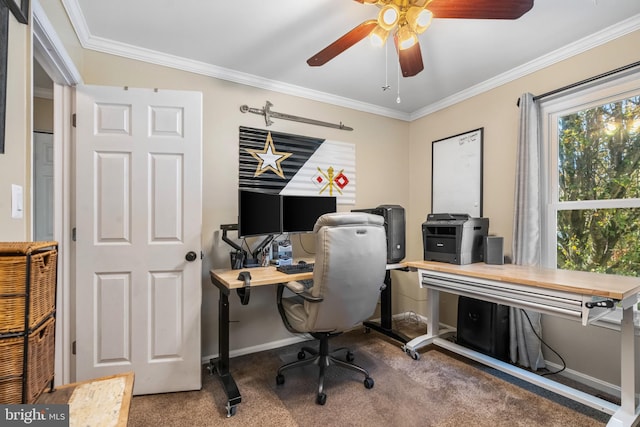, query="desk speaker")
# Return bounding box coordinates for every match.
[483,236,504,265]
